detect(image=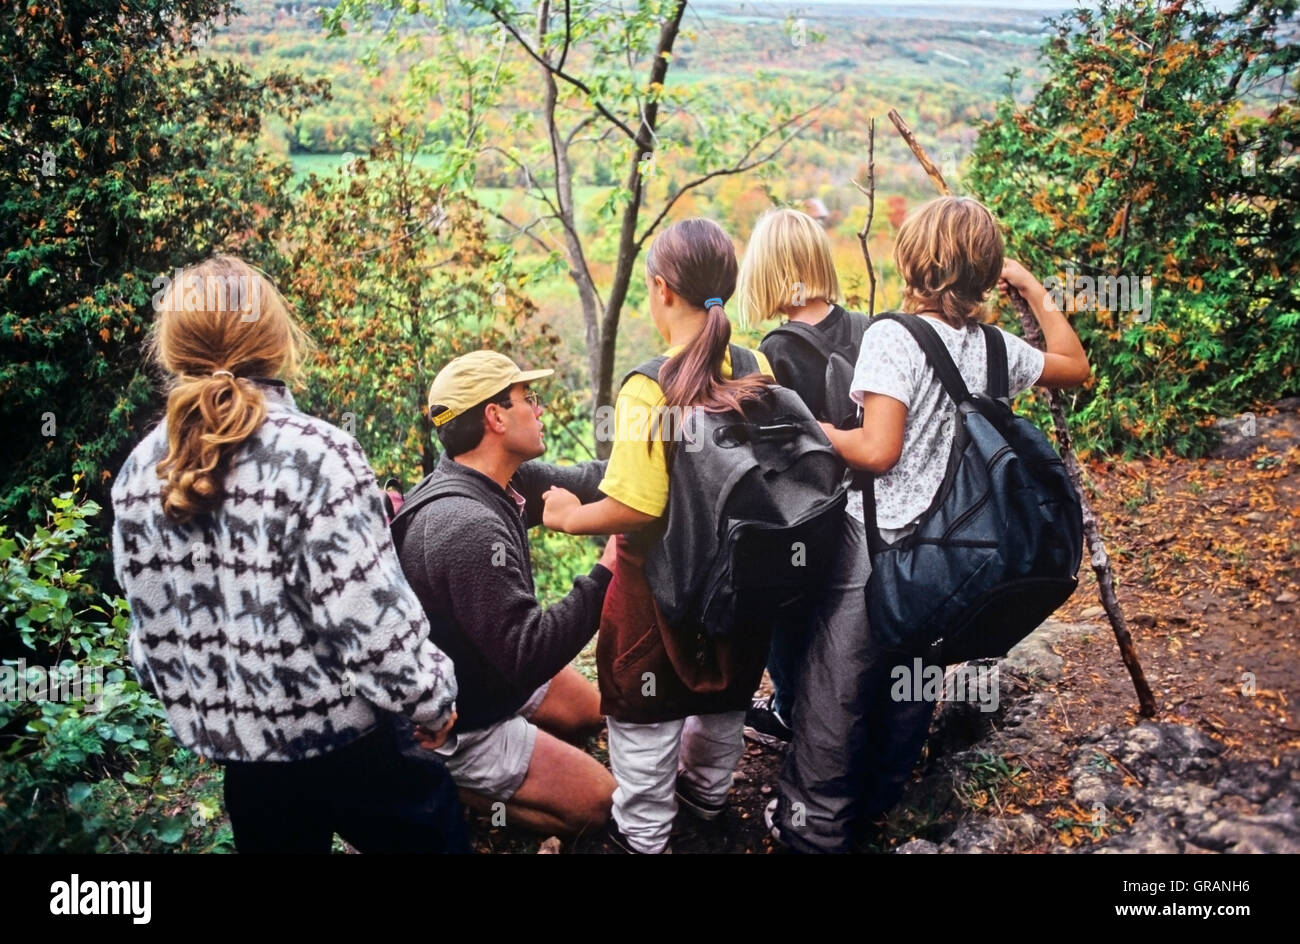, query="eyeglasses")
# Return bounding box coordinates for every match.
[516,391,543,412]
